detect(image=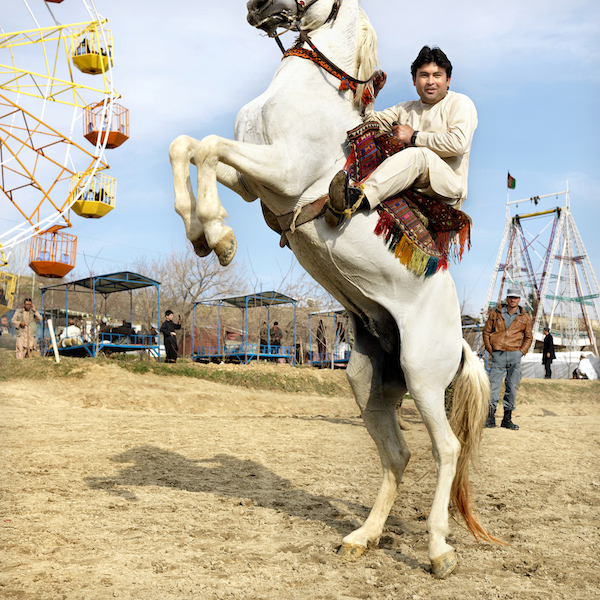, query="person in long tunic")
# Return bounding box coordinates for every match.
[327,46,477,223]
[542,326,556,379]
[11,298,42,359]
[316,319,327,360]
[160,310,182,363]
